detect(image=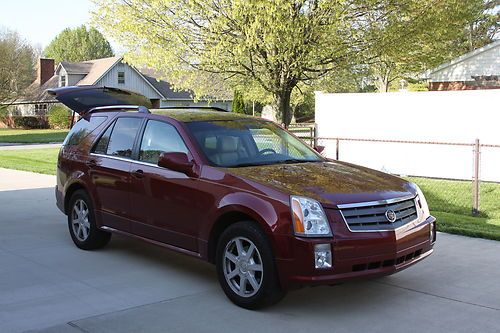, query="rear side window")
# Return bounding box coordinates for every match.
[93,117,142,158]
[63,116,107,146]
[139,120,188,164]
